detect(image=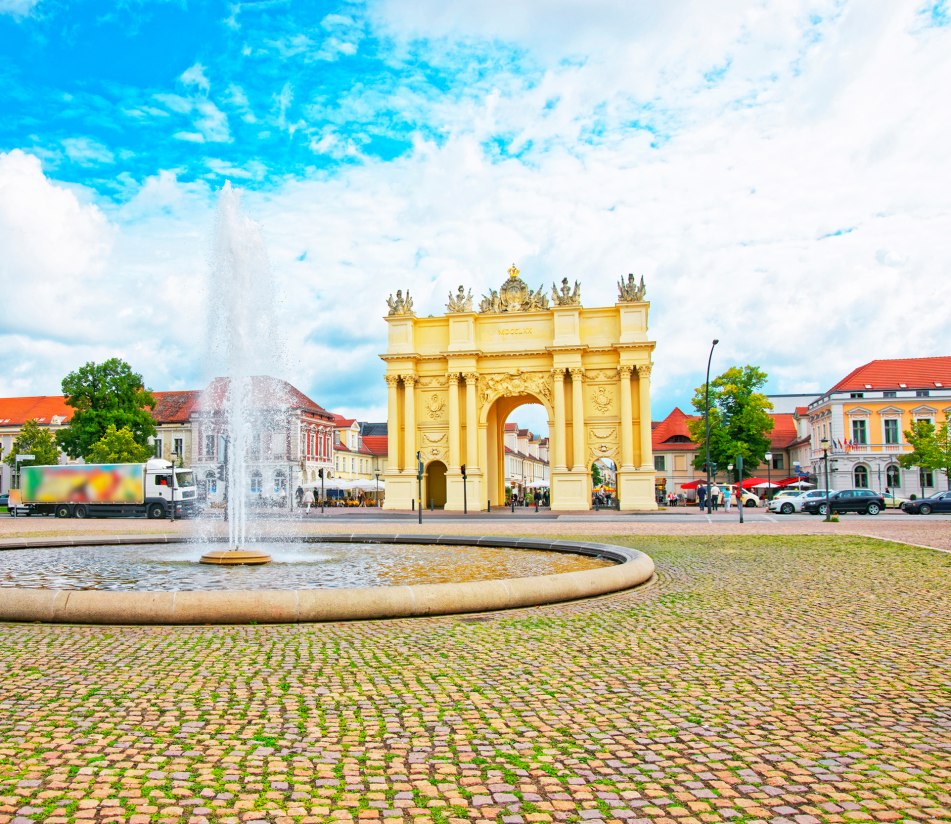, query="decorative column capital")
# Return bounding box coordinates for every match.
[446,370,461,383]
[402,374,417,387]
[636,364,652,378]
[464,372,478,386]
[385,374,401,387]
[551,367,566,381]
[569,367,585,382]
[618,365,633,379]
